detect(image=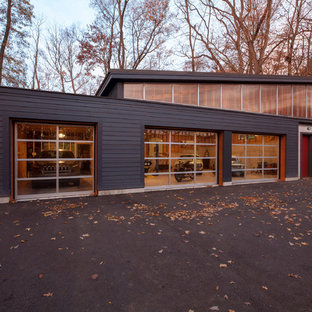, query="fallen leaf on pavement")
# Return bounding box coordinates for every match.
[38,273,44,279]
[209,306,219,311]
[220,264,227,268]
[288,273,301,279]
[262,285,268,290]
[91,274,99,280]
[42,292,53,297]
